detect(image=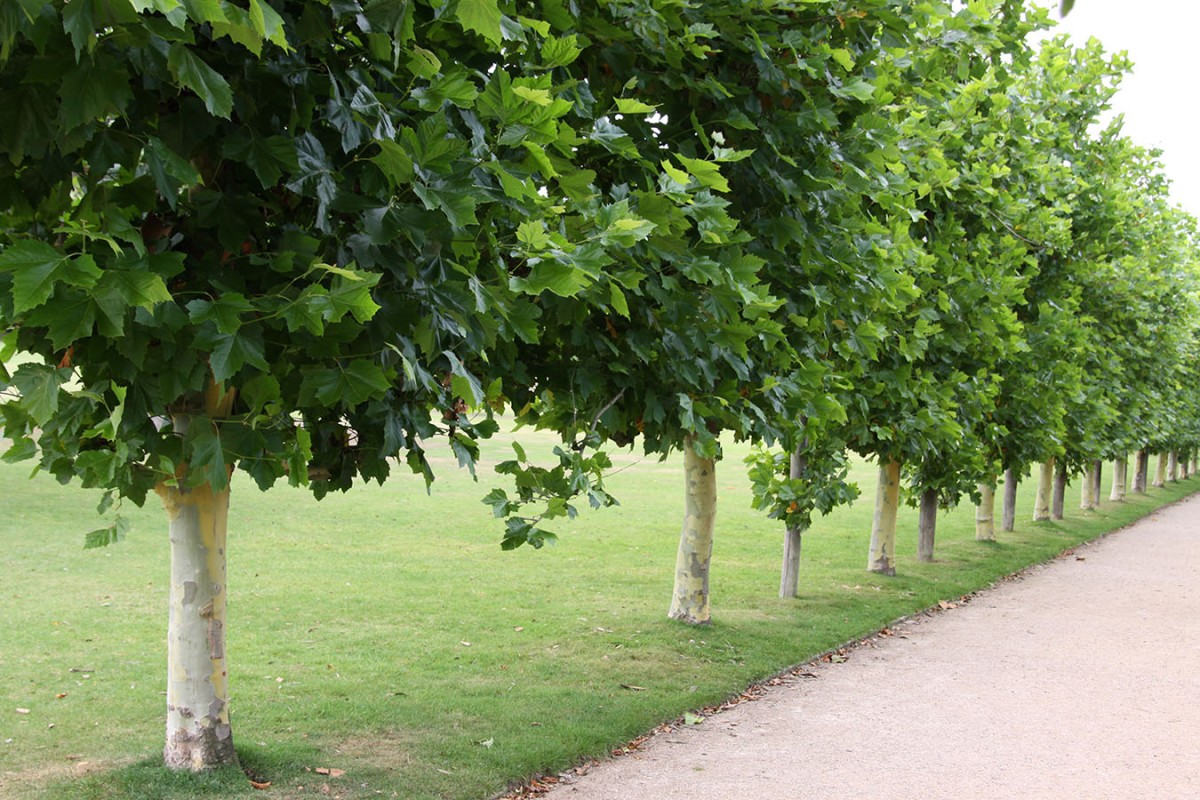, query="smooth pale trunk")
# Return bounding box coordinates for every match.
[779,446,806,599]
[867,459,900,576]
[917,487,938,562]
[1169,452,1179,482]
[1002,467,1017,532]
[1051,463,1067,520]
[1152,452,1168,487]
[1033,459,1054,521]
[1092,460,1103,503]
[668,443,716,624]
[1133,449,1149,494]
[1110,457,1127,501]
[975,482,996,541]
[159,480,237,770]
[1193,456,1198,475]
[1080,465,1095,510]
